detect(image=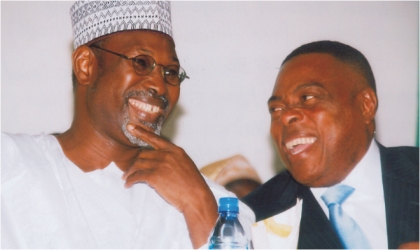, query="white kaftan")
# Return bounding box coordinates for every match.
[1,133,255,248]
